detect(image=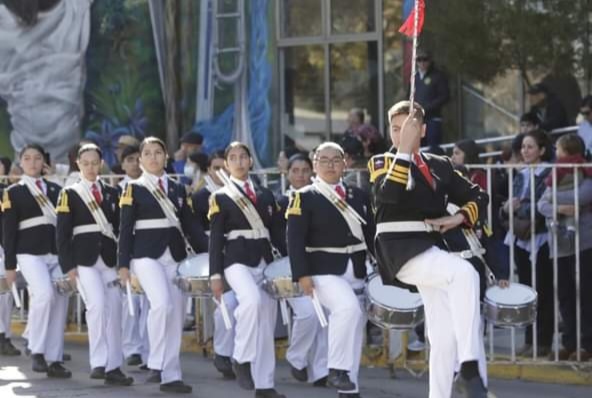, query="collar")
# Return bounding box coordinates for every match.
[80,177,100,189]
[21,175,45,187]
[143,171,168,192]
[230,175,253,190]
[315,177,345,191]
